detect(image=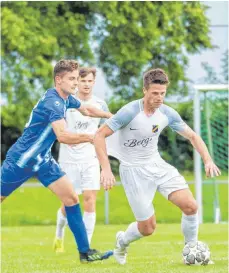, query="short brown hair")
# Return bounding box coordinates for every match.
[79,67,96,78]
[54,59,79,79]
[143,68,169,89]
